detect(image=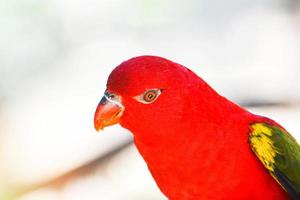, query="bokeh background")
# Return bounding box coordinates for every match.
[1,0,300,199]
